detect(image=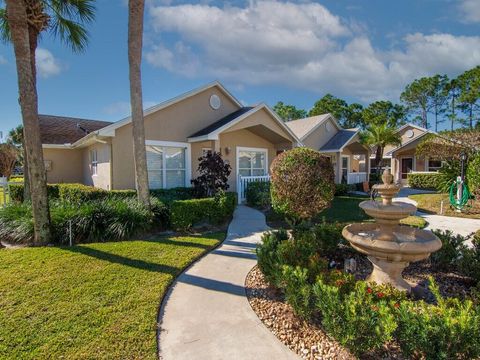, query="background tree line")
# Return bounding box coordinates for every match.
[274,65,480,131]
